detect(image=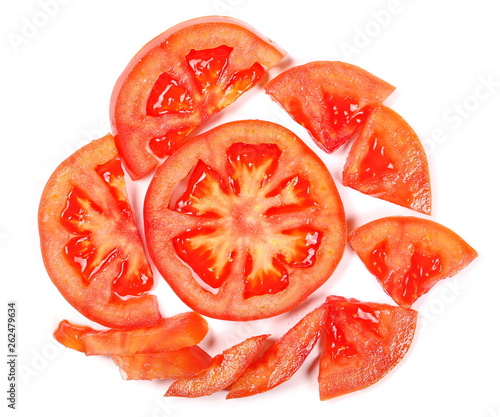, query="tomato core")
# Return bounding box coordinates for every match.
[168,141,325,298]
